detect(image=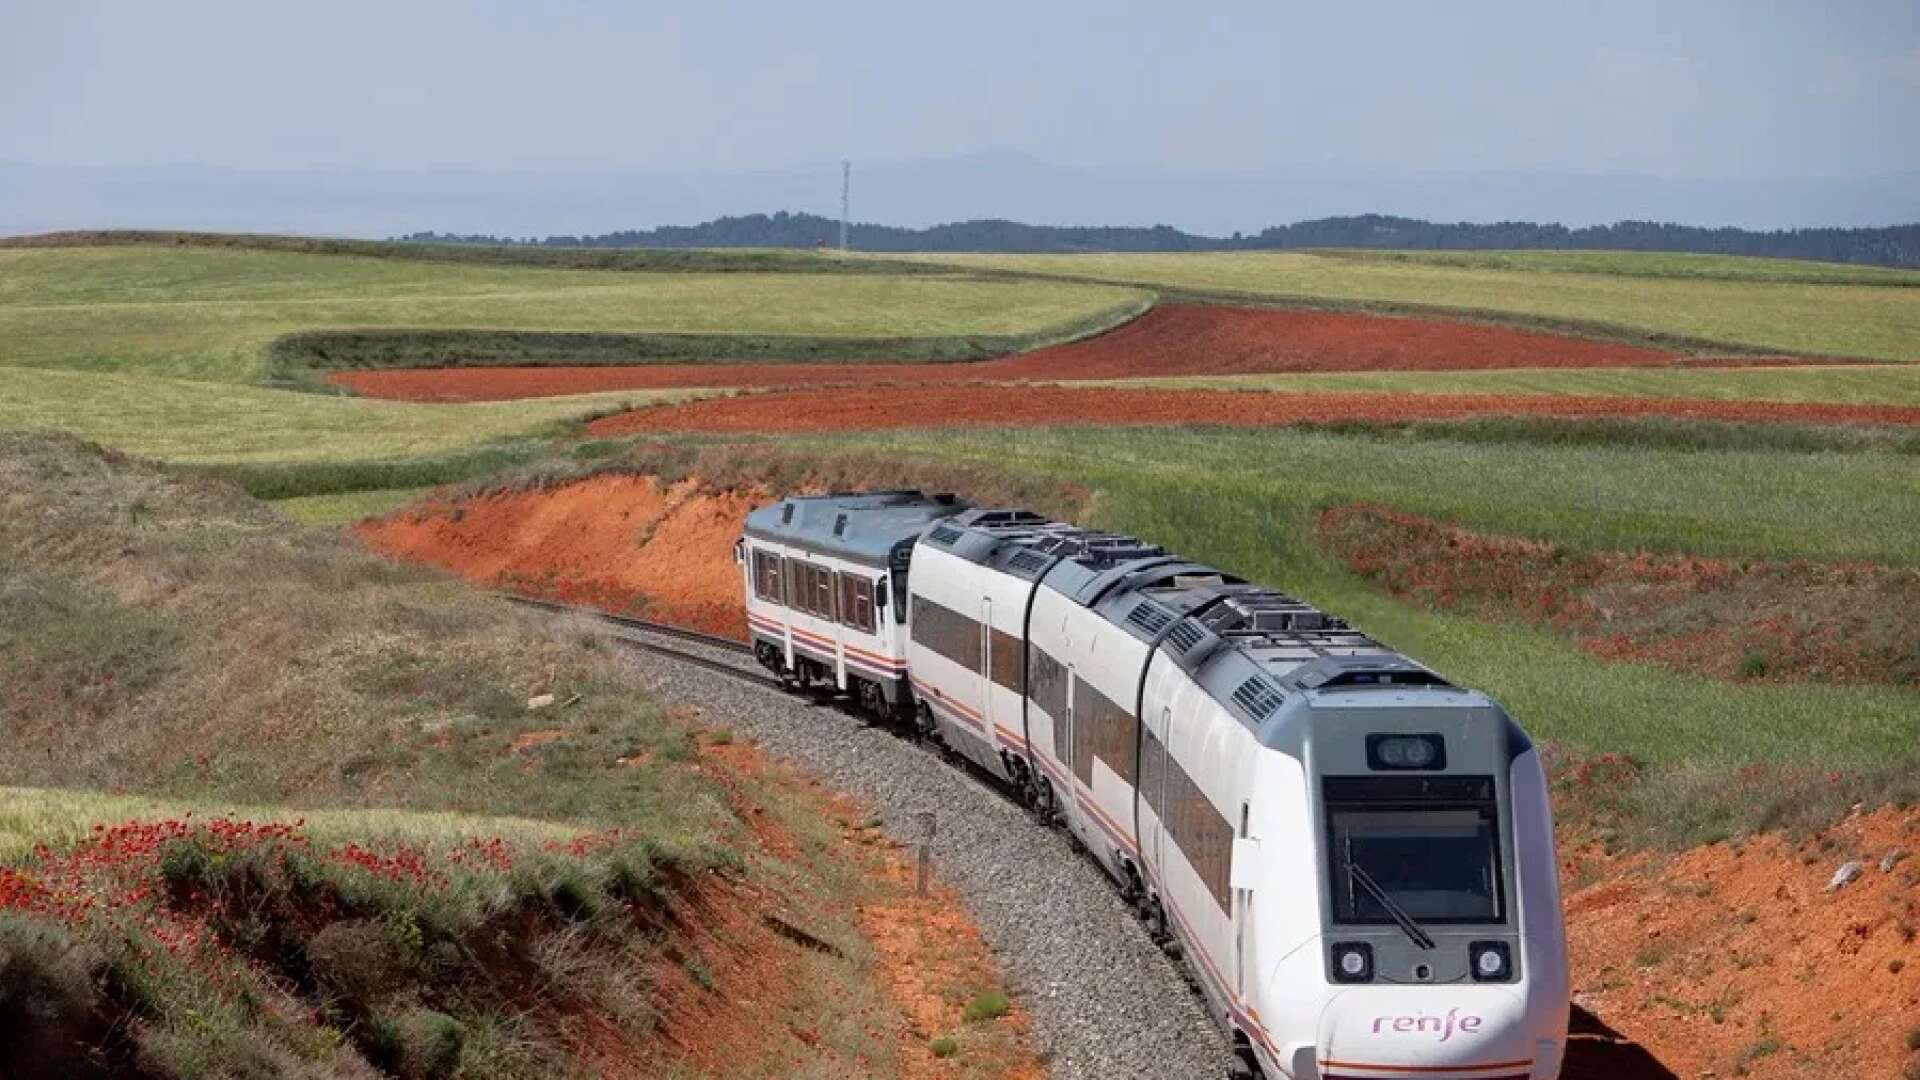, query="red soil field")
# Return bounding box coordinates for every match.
[329,304,1775,403]
[587,384,1920,436]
